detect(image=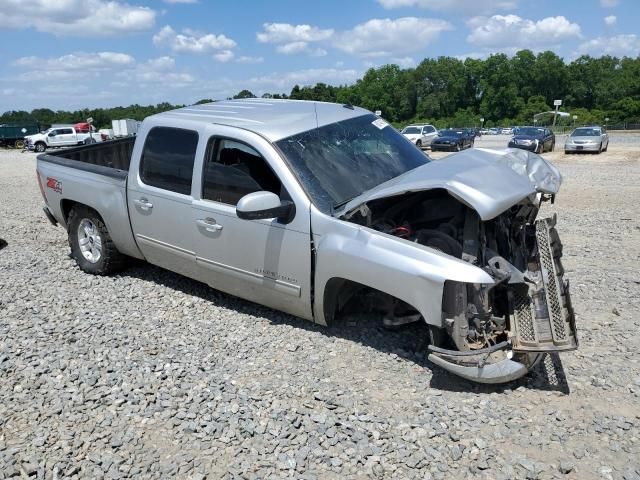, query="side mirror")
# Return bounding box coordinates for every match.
[236,191,295,224]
